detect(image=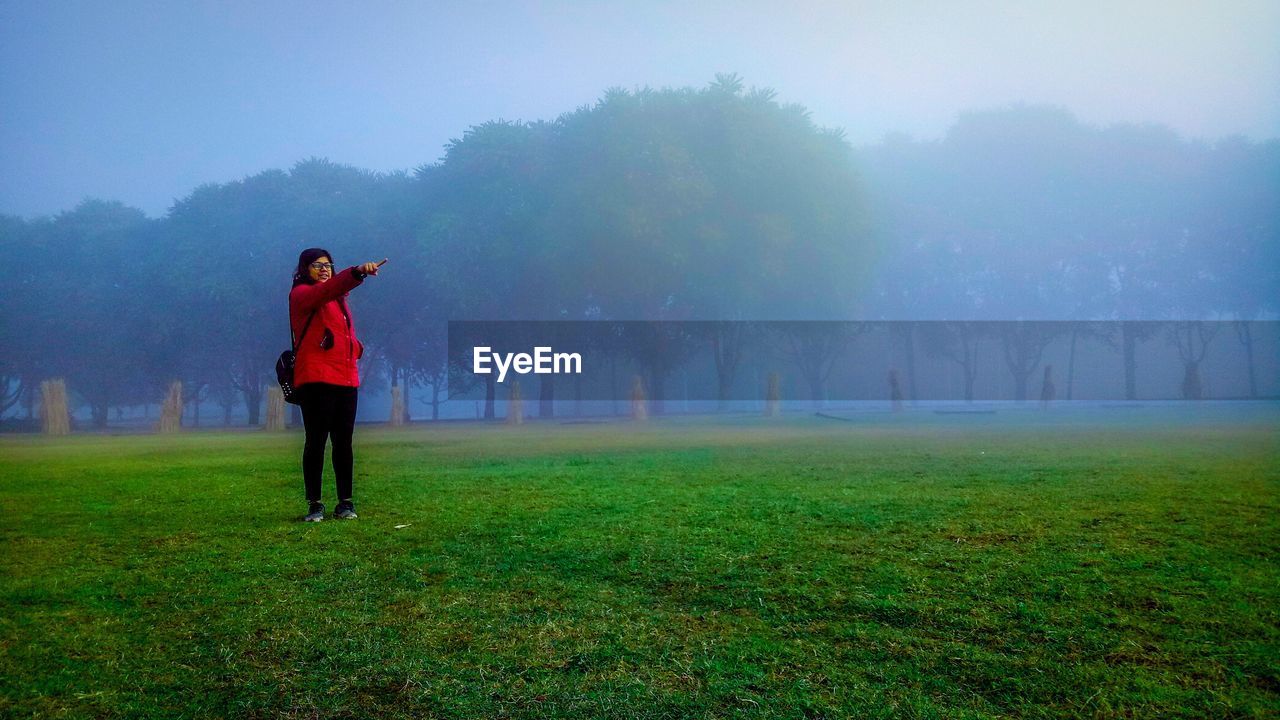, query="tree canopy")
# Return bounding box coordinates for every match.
[2,84,1275,424]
